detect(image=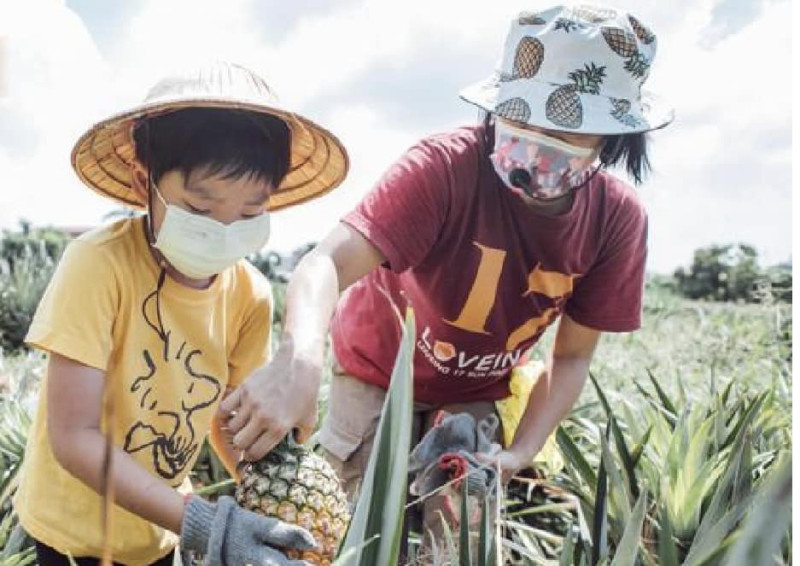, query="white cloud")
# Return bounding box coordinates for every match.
[268,103,419,251]
[640,0,792,271]
[0,0,116,230]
